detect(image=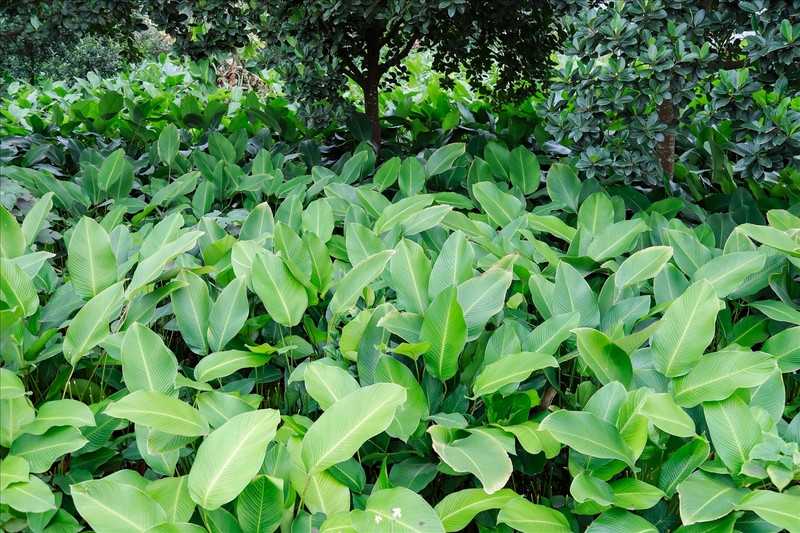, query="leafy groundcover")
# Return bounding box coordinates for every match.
[1,116,799,532]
